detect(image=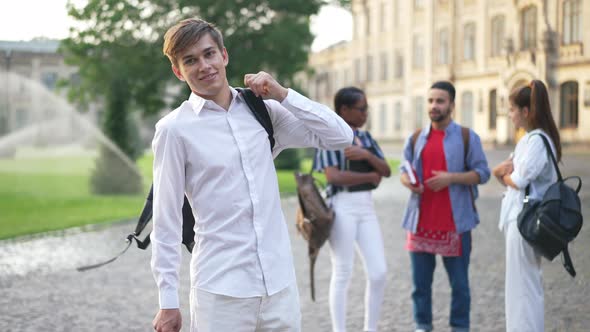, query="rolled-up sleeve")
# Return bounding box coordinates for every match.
[467,131,490,184]
[150,121,186,309]
[269,89,353,154]
[510,135,548,189]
